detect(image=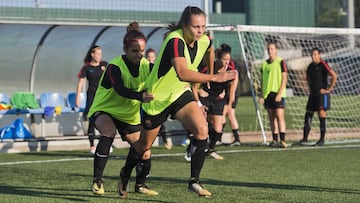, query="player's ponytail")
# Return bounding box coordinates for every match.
[123,21,146,48]
[168,6,206,32]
